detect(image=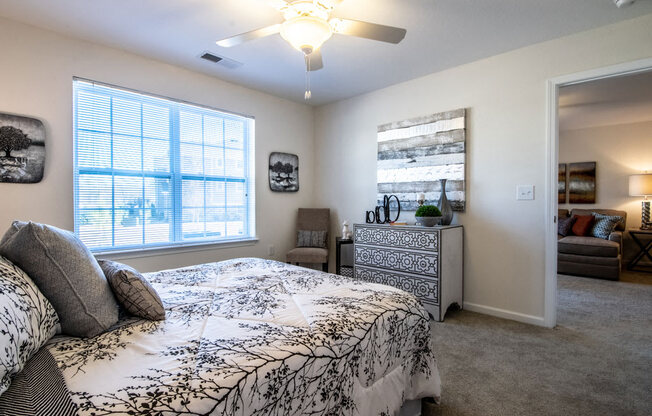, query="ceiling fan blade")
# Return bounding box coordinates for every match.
[267,0,290,11]
[306,49,324,71]
[316,0,345,10]
[329,18,406,44]
[216,24,282,47]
